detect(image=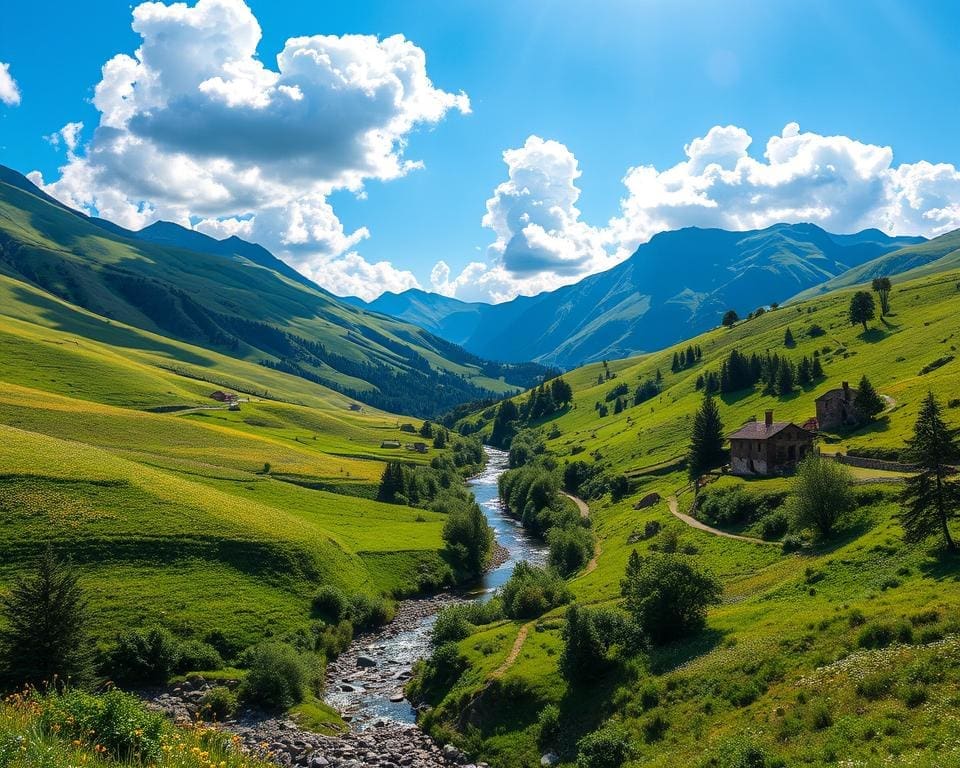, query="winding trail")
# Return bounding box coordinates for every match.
[494,492,596,679]
[667,496,776,546]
